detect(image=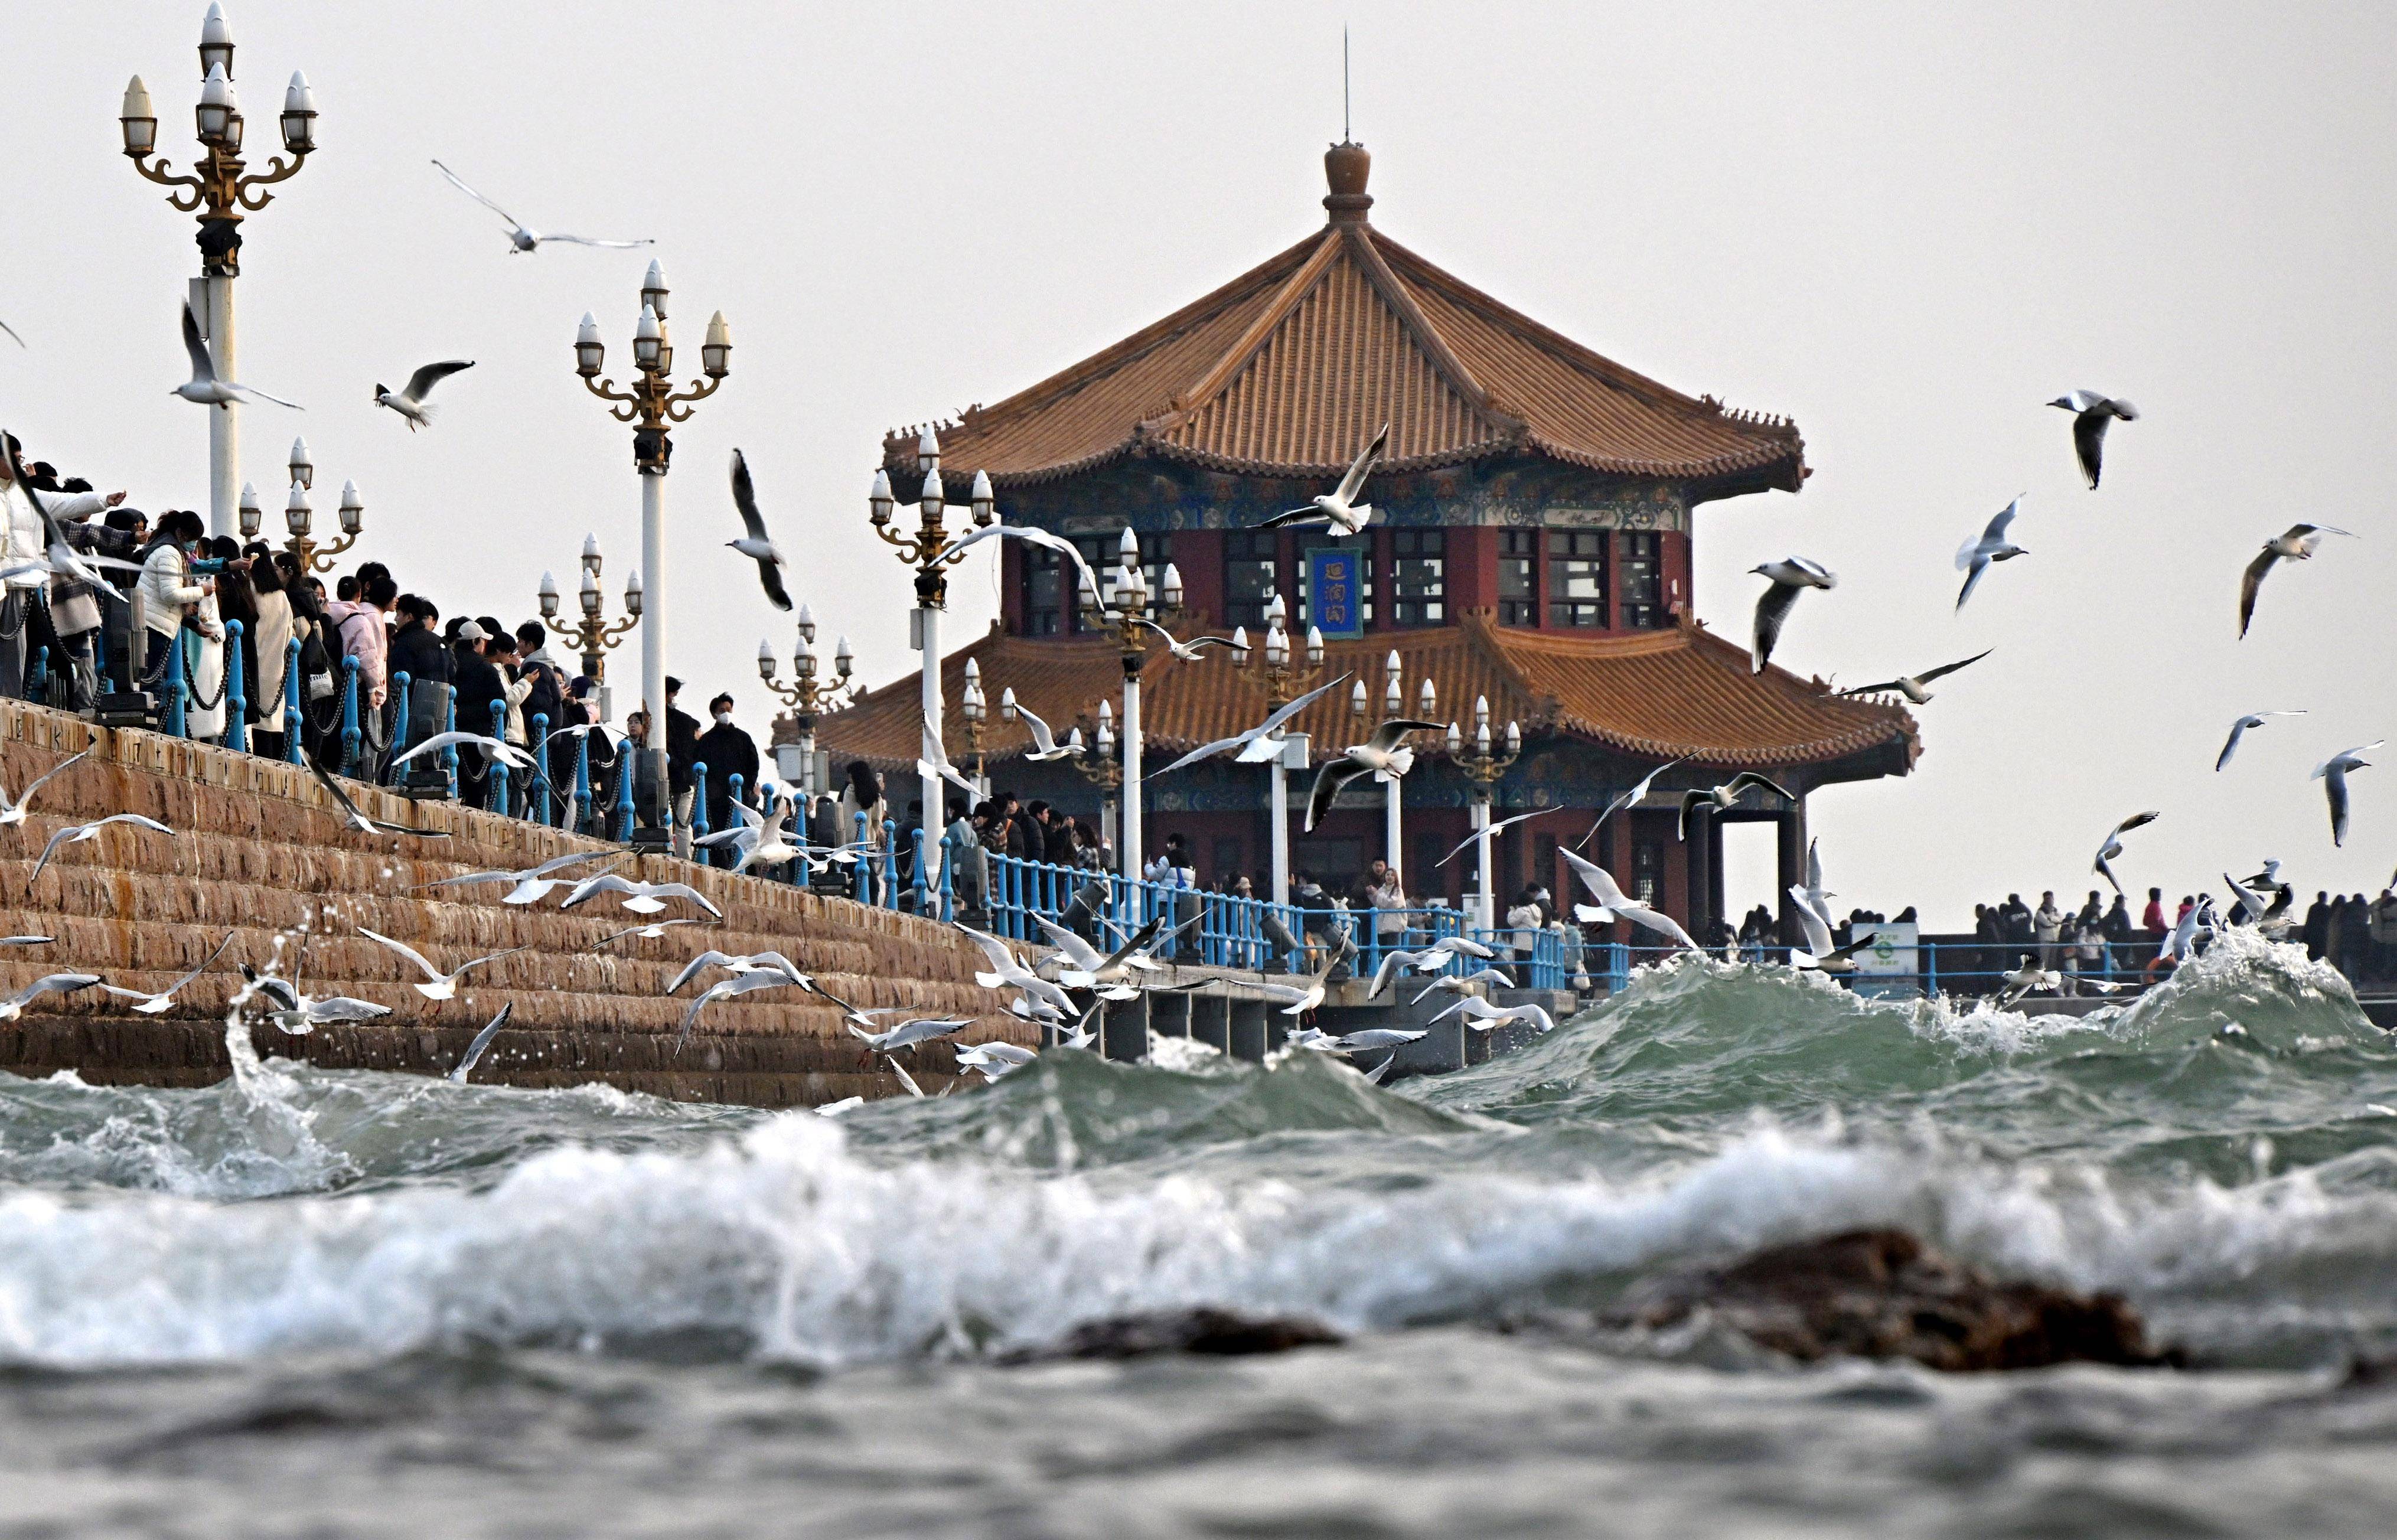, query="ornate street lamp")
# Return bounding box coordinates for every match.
[573,261,730,841]
[537,532,642,690]
[1069,699,1125,854]
[756,602,855,798]
[278,436,361,574]
[1077,526,1185,879]
[1444,696,1523,932]
[120,4,318,538]
[1238,590,1328,909]
[1345,650,1433,883]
